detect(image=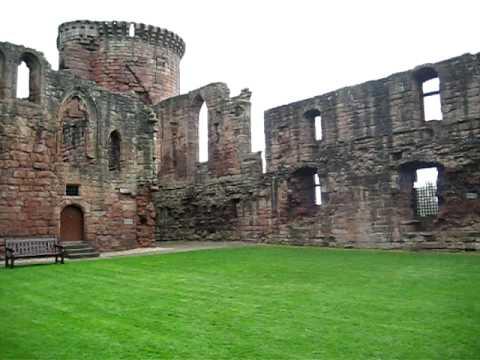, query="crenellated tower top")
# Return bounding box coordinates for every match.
[57,20,185,104]
[57,20,185,58]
